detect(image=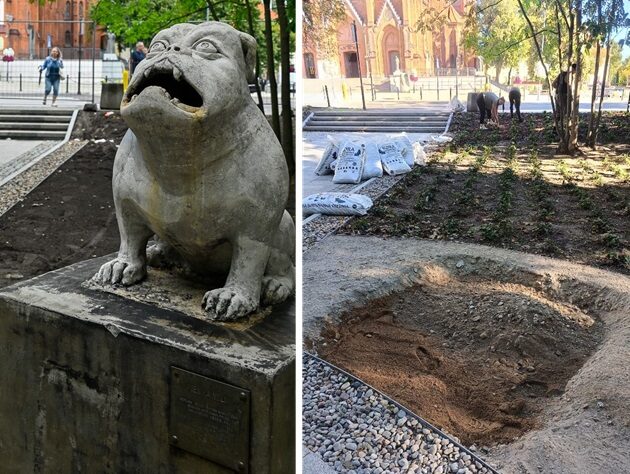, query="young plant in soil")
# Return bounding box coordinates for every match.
[480,145,517,243]
[558,157,627,269]
[528,149,556,245]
